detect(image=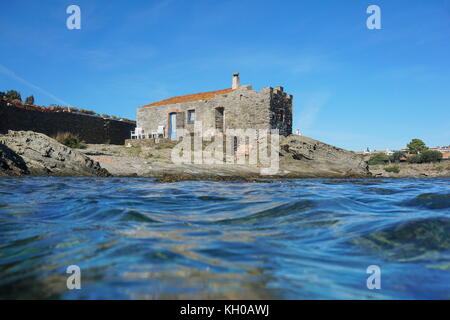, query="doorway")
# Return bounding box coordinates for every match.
[169,112,177,139]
